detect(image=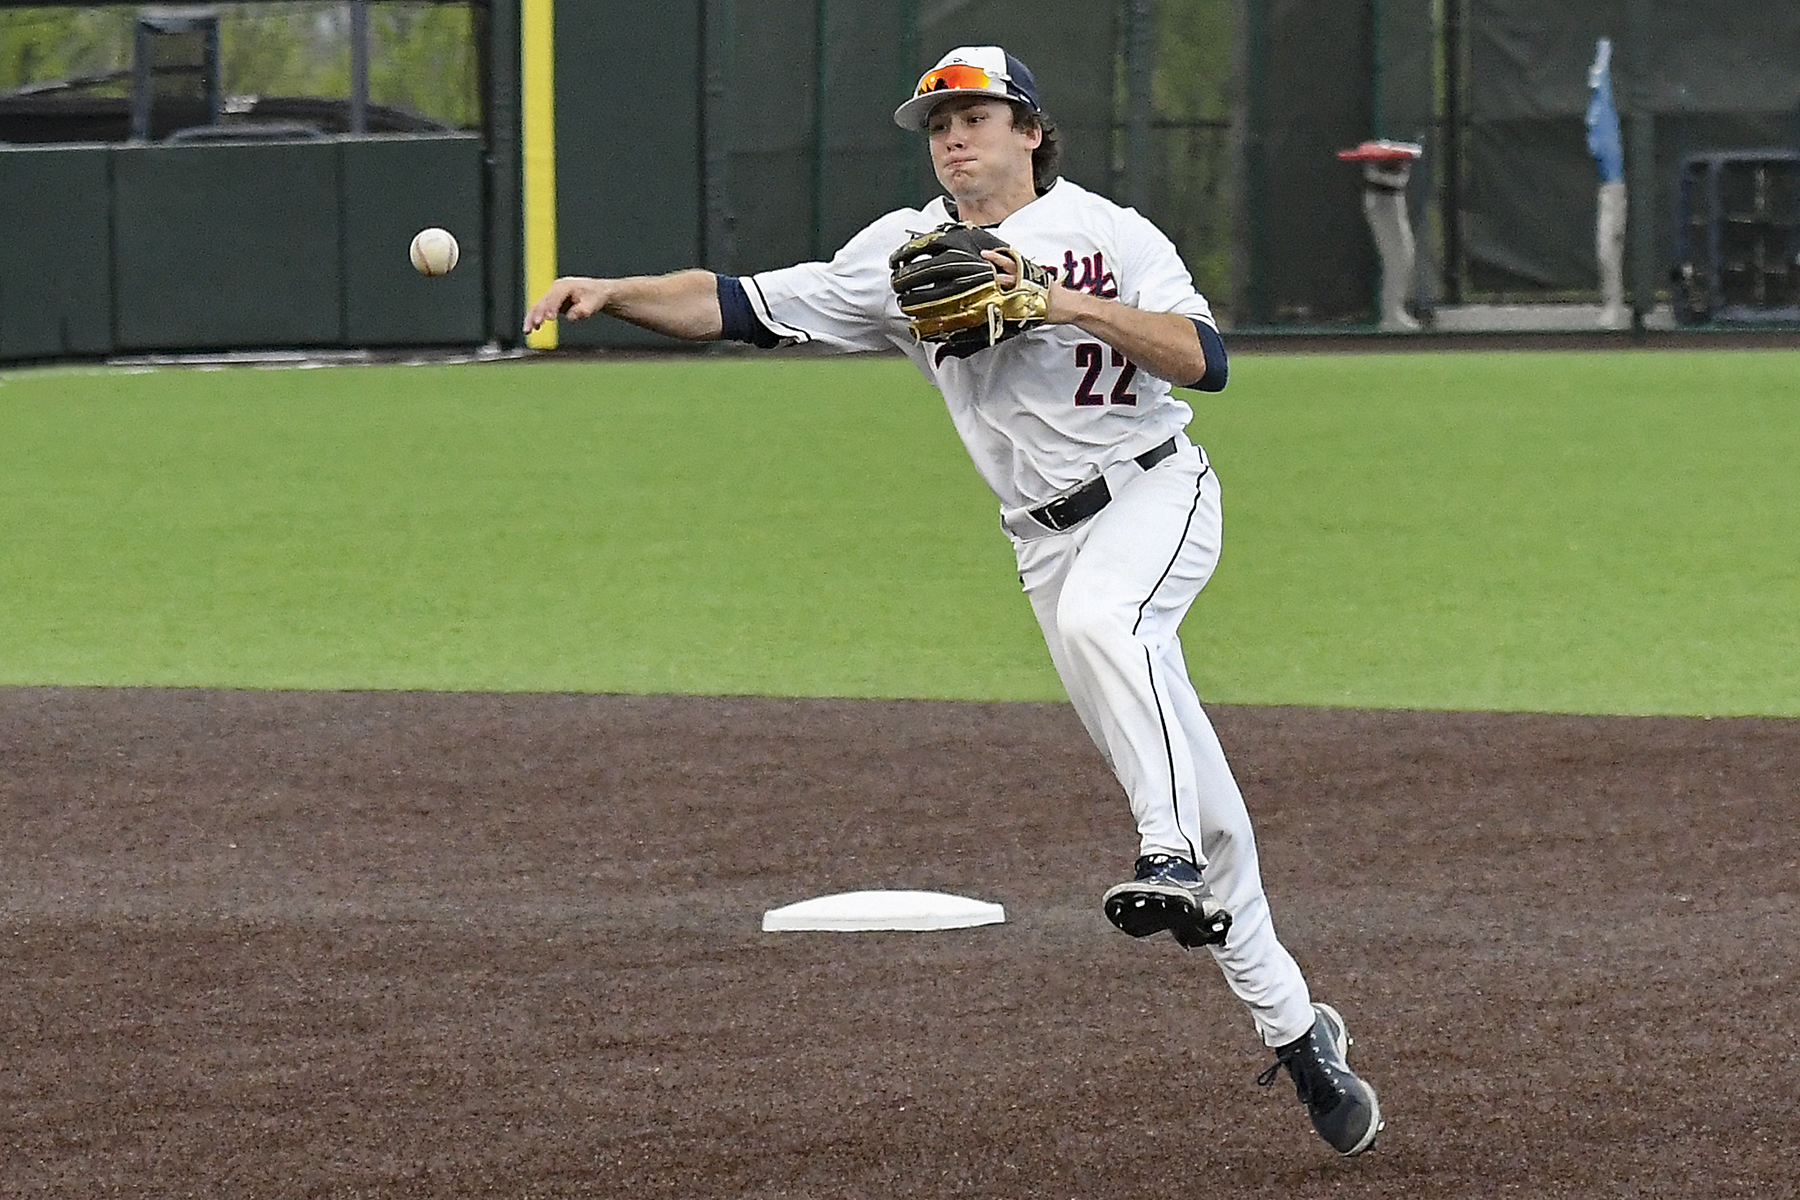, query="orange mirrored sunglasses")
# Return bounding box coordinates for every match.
[915,63,997,96]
